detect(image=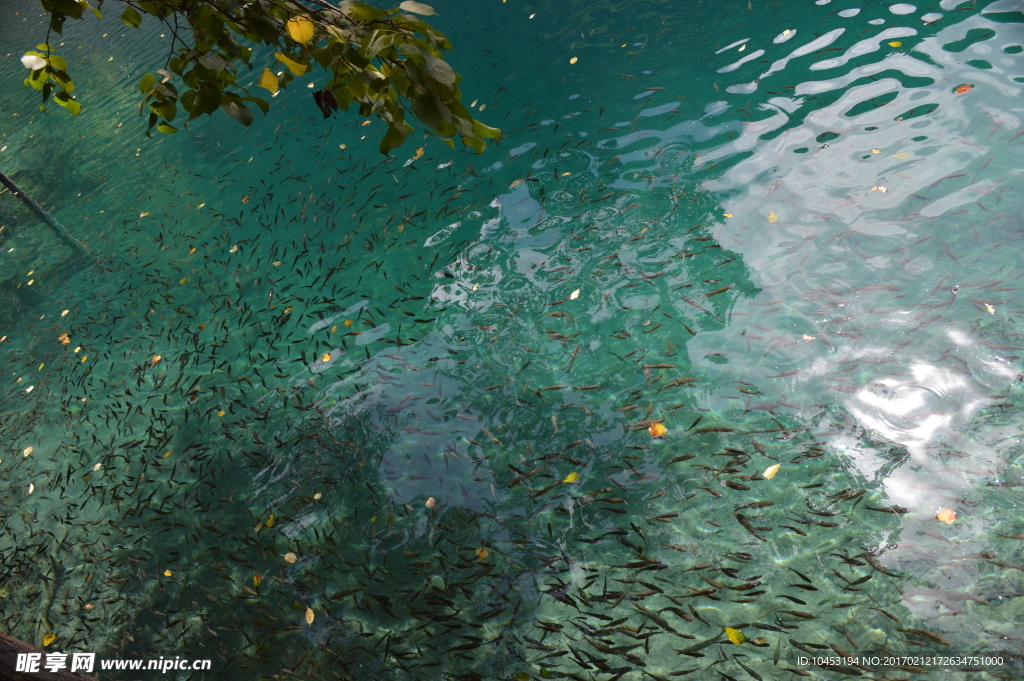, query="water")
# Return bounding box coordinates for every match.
[1,0,1024,678]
